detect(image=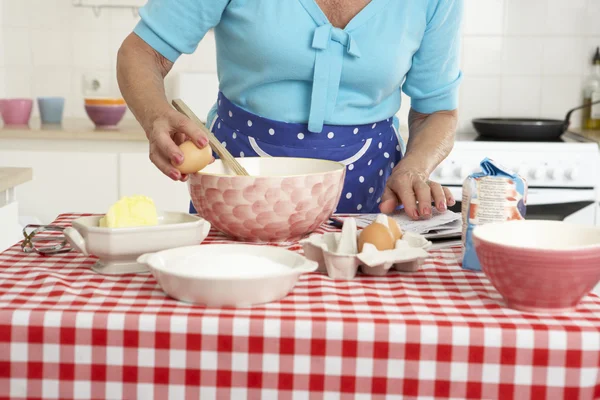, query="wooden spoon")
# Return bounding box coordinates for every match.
[172,99,250,176]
